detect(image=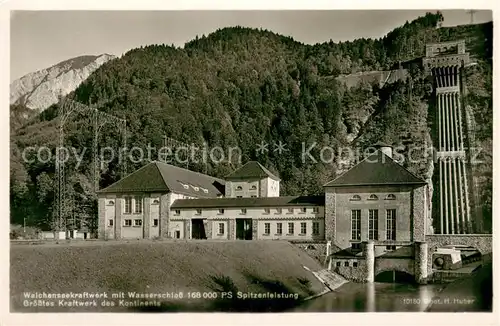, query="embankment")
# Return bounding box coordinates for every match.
[11,240,326,312]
